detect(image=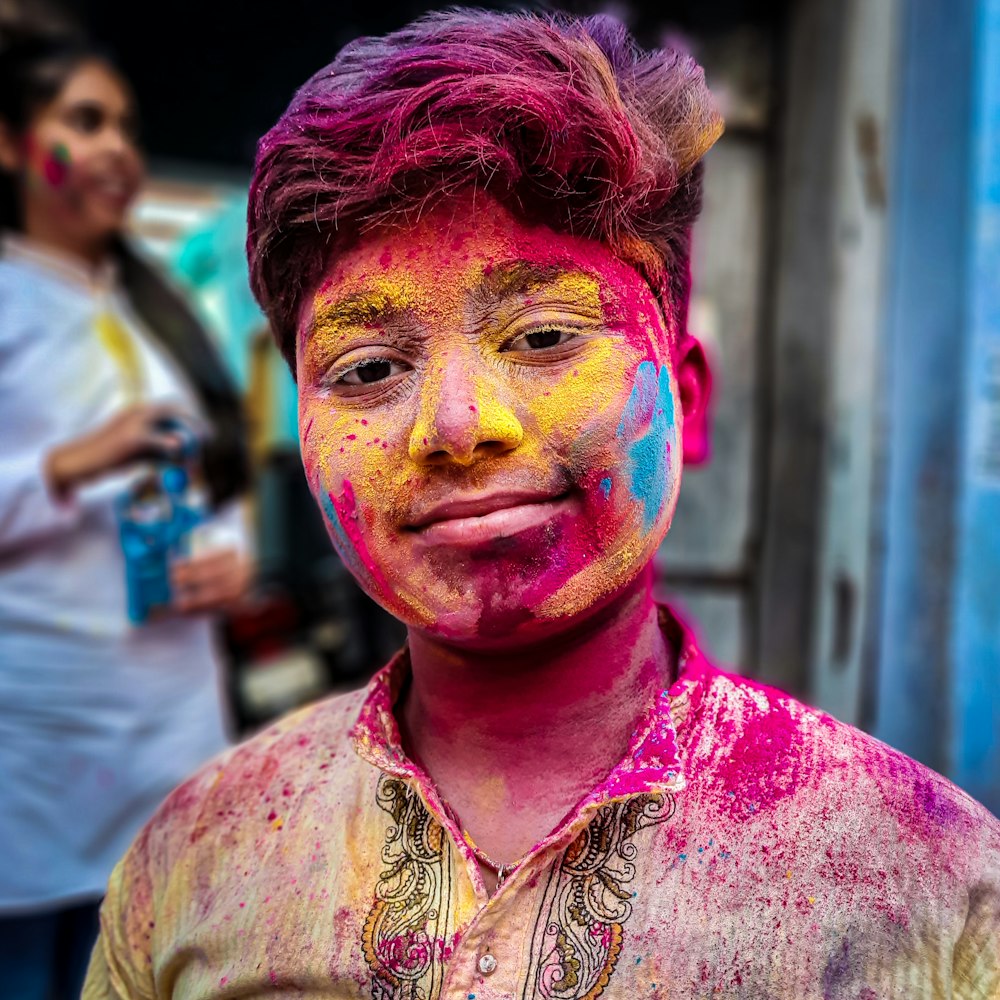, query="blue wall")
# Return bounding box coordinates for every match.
[875,0,1000,814]
[951,0,1000,811]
